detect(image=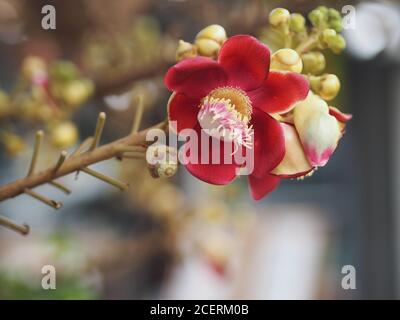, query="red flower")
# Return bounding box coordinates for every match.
[165,35,309,200]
